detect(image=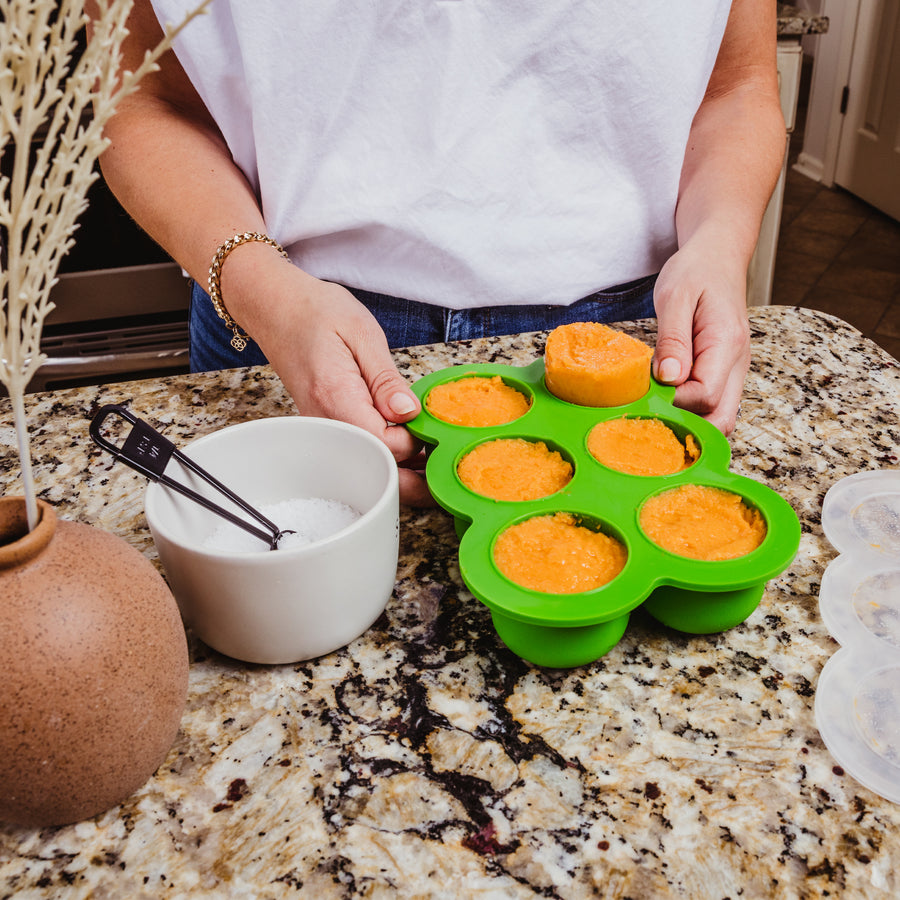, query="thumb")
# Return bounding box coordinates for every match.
[652,294,694,387]
[359,349,421,424]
